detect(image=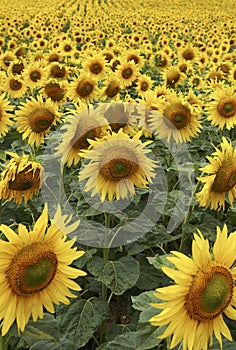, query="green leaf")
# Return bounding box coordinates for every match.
[97,325,164,350]
[147,253,175,270]
[132,291,158,312]
[102,256,140,295]
[57,297,108,348]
